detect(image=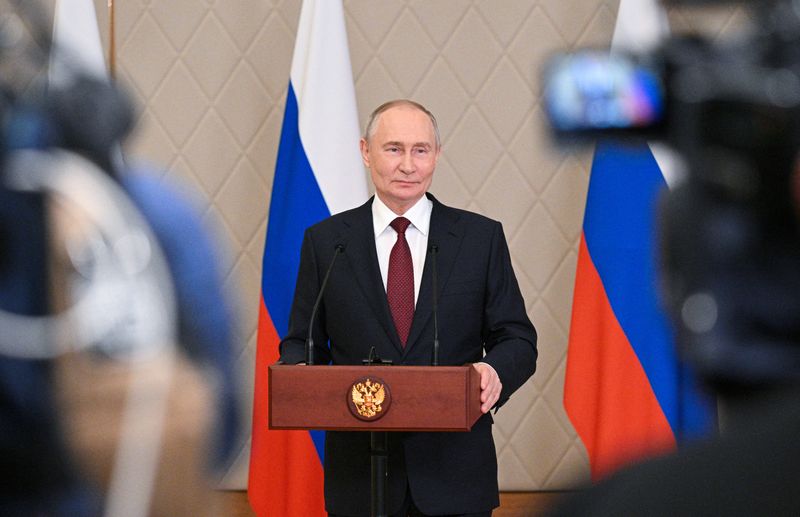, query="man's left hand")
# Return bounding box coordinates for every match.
[473,362,502,413]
